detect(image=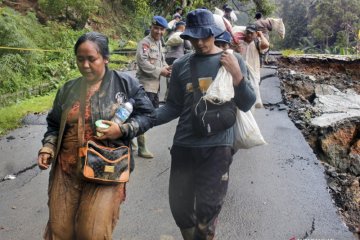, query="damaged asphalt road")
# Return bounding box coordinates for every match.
[0,68,356,239]
[278,55,360,237]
